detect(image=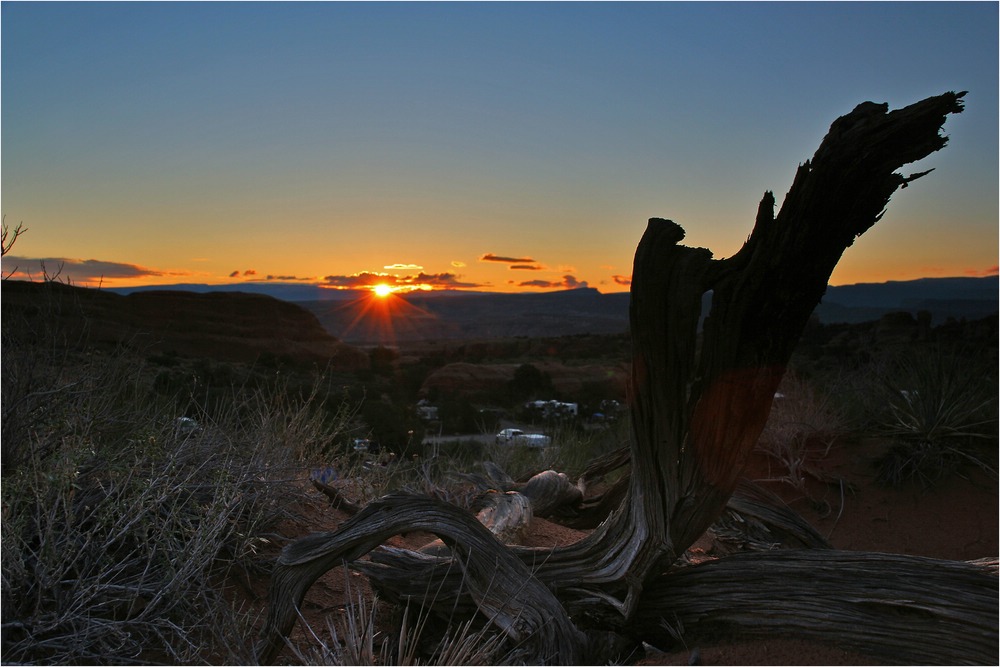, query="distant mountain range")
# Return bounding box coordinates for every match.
[816,276,998,324]
[104,276,996,345]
